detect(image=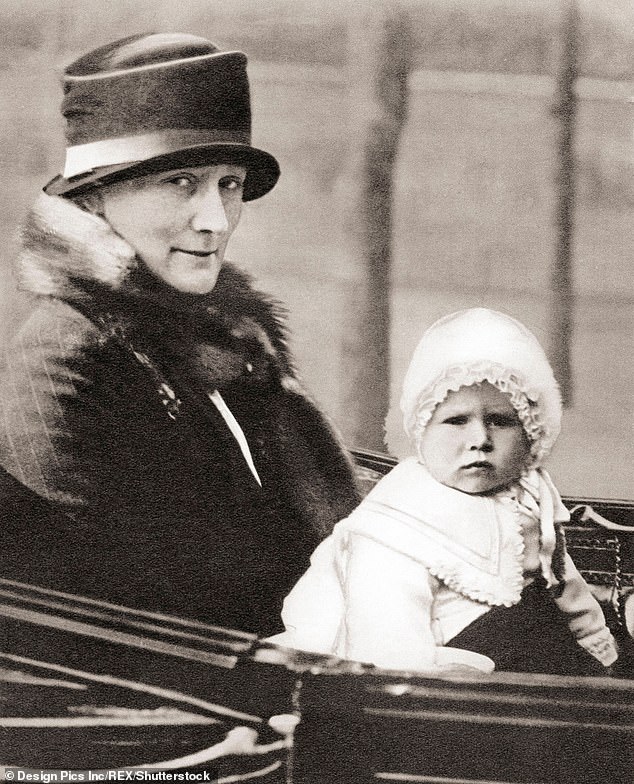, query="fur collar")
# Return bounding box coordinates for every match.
[18,193,137,298]
[17,193,300,392]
